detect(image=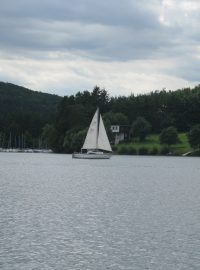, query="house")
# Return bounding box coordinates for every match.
[110,125,131,144]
